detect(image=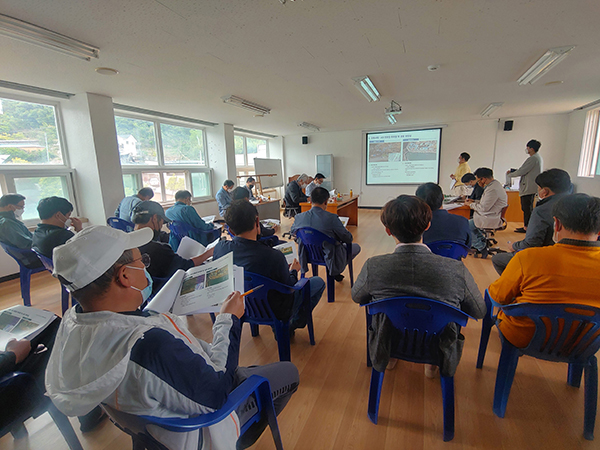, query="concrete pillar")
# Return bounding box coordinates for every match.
[206,123,236,194]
